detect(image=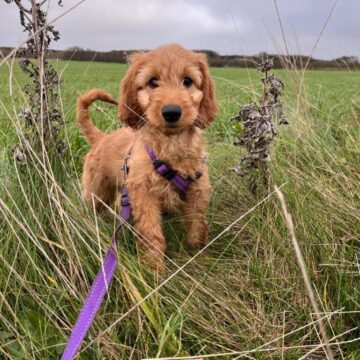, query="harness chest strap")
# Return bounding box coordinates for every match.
[144,143,203,199]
